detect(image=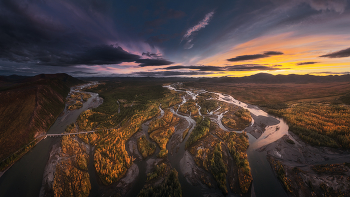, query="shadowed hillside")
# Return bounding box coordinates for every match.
[0,74,83,161]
